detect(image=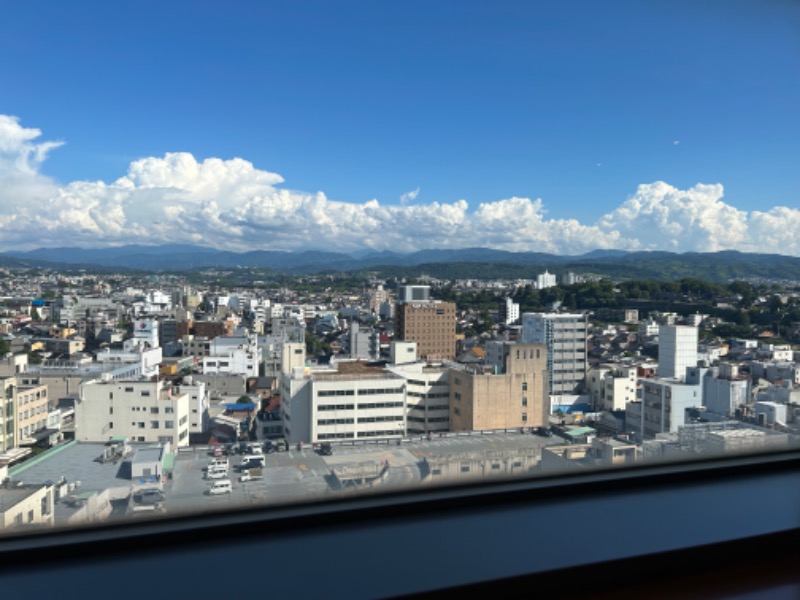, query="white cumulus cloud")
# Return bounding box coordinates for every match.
[597,182,750,252]
[400,187,420,205]
[0,114,797,257]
